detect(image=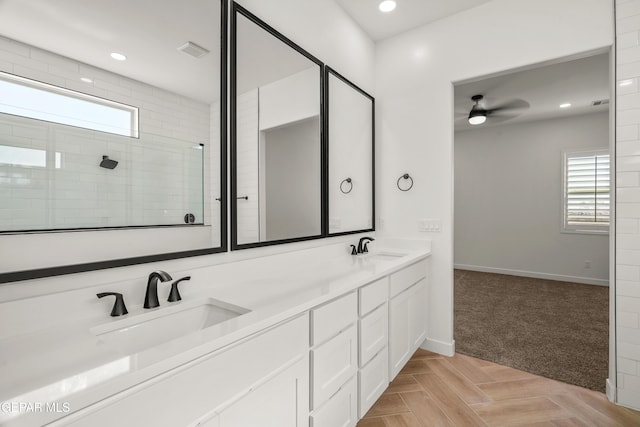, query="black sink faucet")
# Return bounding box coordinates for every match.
[144,270,173,309]
[357,237,375,254]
